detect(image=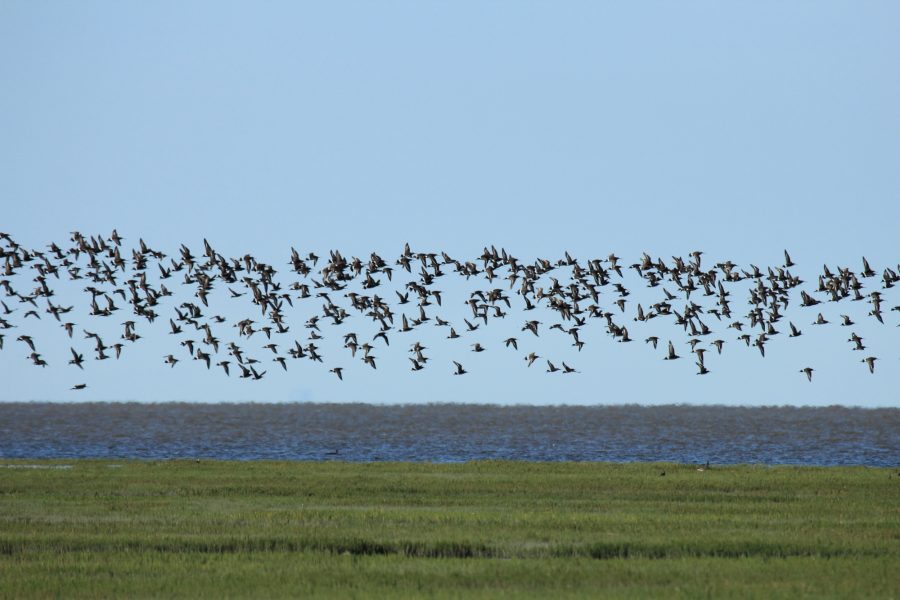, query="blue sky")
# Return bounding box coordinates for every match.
[1,2,898,405]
